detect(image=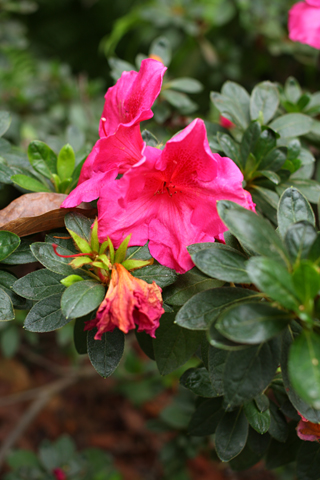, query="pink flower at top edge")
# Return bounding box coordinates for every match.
[84,263,164,339]
[288,1,320,49]
[297,412,320,441]
[97,118,255,274]
[61,59,166,208]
